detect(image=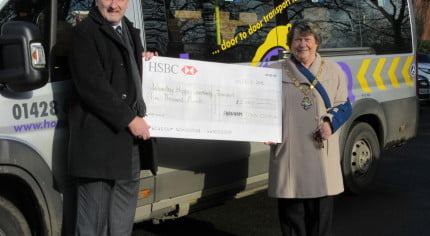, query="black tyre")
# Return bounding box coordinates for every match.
[342,122,380,194]
[0,196,31,236]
